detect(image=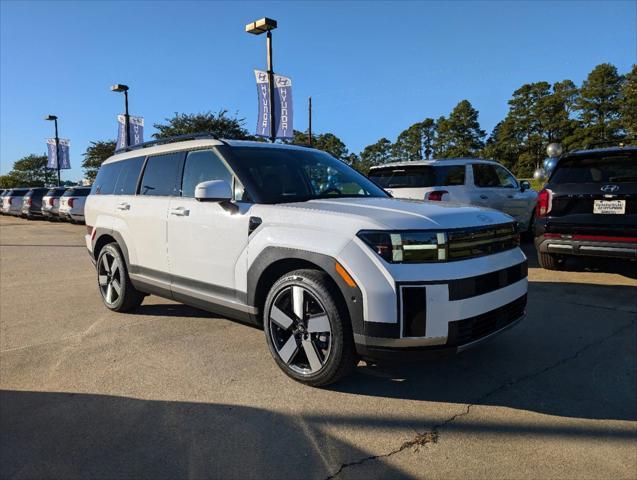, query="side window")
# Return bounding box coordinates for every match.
[181,150,232,198]
[91,162,124,195]
[114,156,145,195]
[436,165,466,186]
[140,153,183,196]
[494,165,517,188]
[472,164,500,188]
